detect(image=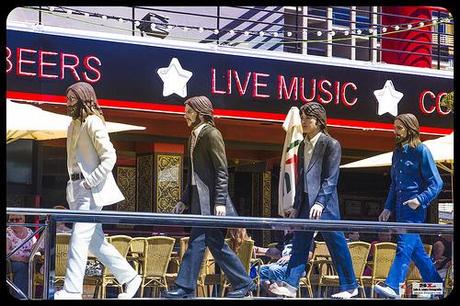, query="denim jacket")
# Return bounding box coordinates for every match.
[384,143,443,223]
